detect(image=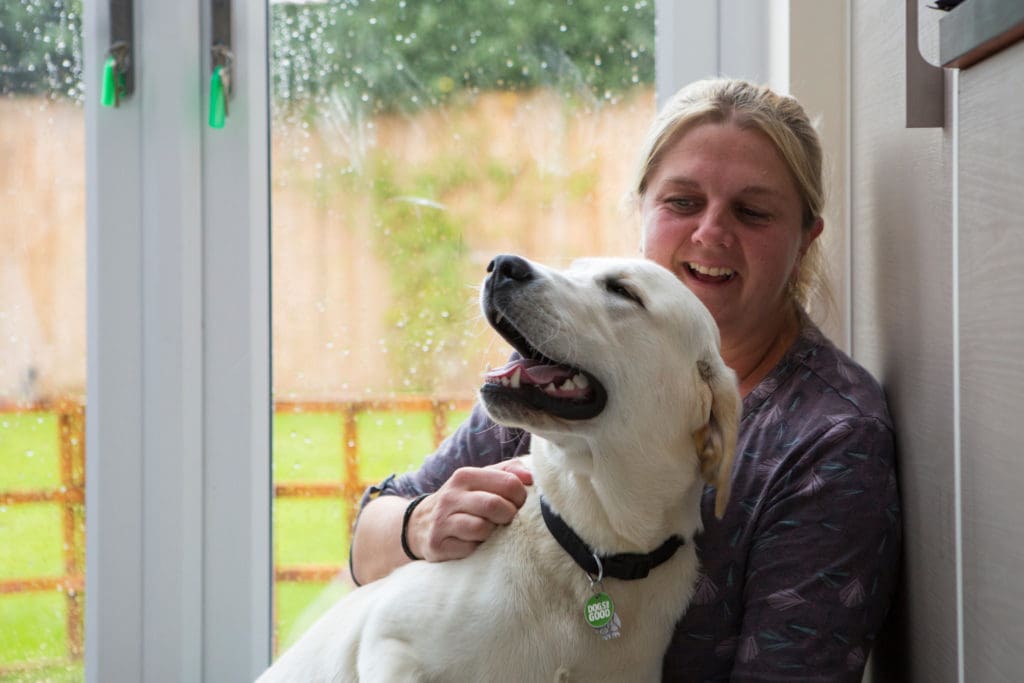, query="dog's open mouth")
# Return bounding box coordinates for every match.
[481,309,608,421]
